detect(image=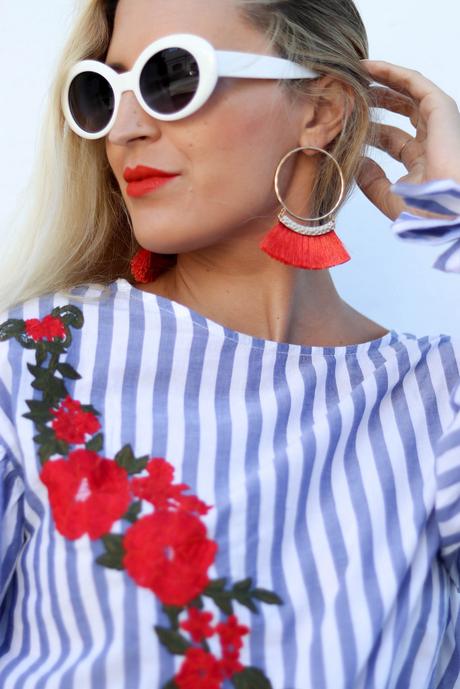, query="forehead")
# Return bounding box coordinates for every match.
[106,0,271,65]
